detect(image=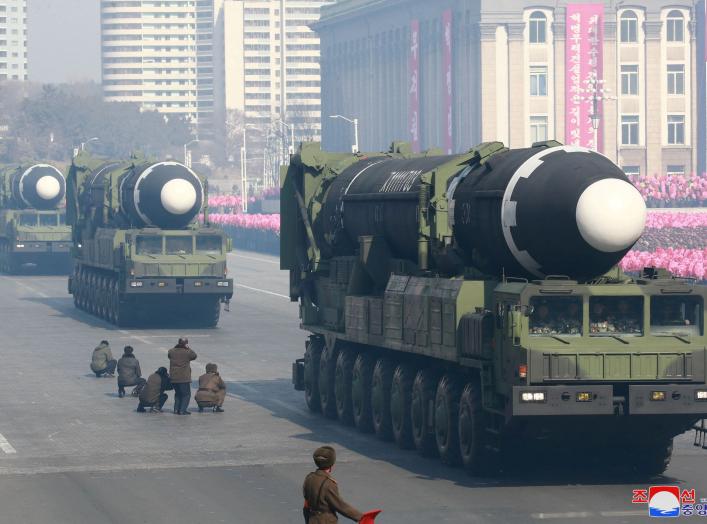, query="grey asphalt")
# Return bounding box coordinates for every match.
[0,251,704,523]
